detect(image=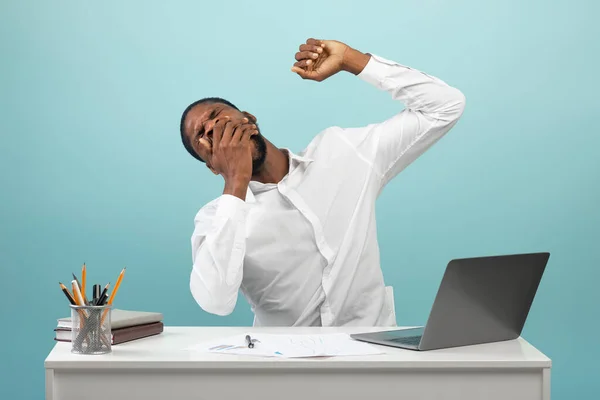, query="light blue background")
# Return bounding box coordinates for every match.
[1,1,598,399]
